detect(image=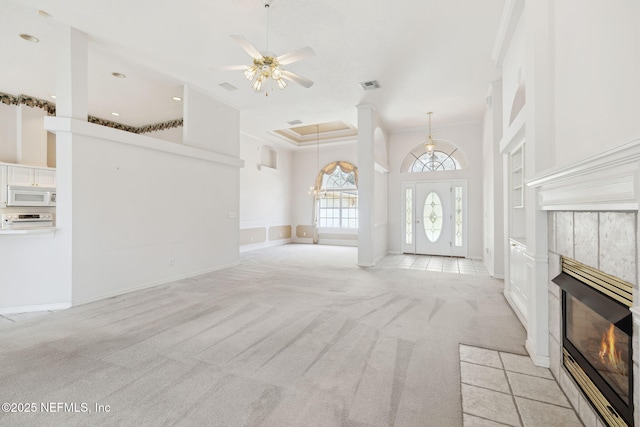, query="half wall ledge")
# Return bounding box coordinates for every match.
[44,117,244,169]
